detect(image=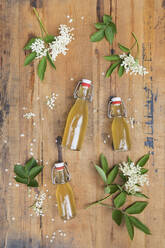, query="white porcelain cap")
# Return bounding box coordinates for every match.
[82,79,92,85]
[111,97,121,102]
[54,162,64,168]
